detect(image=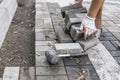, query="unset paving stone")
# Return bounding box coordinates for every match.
[65,13,86,31]
[36,51,64,67]
[70,24,83,41]
[102,41,117,51]
[36,75,68,80]
[65,10,86,25]
[36,66,66,75]
[61,3,86,17]
[55,43,83,54]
